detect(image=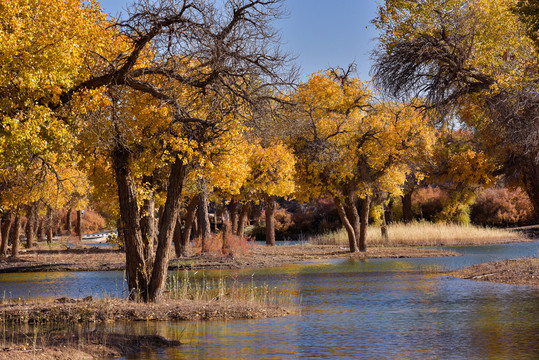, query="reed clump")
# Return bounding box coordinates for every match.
[310,222,527,247]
